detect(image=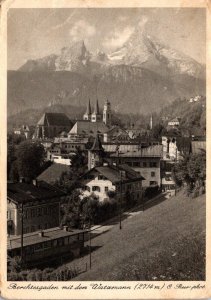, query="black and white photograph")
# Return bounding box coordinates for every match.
[3,1,208,294]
